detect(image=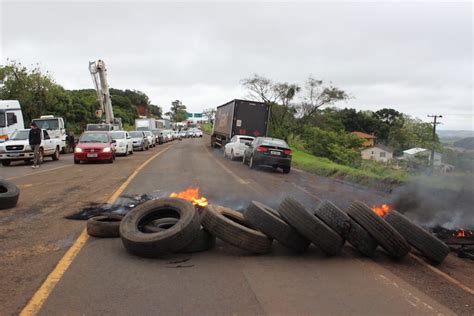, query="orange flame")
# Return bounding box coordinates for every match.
[456,229,466,237]
[371,204,392,217]
[169,187,208,208]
